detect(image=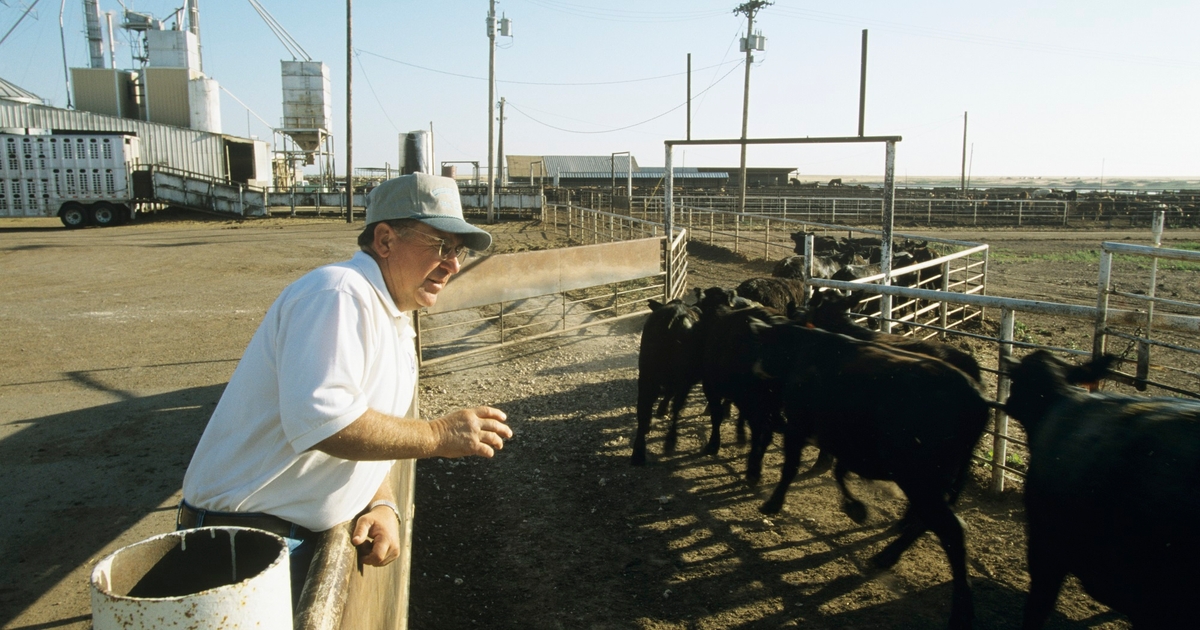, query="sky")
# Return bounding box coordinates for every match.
[2,0,1198,179]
